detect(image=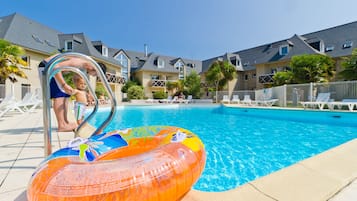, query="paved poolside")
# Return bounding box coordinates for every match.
[0,108,356,201]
